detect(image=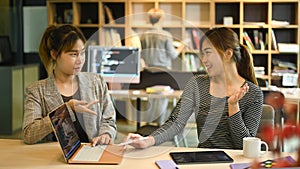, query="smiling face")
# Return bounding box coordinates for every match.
[200,39,224,77]
[54,39,85,76]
